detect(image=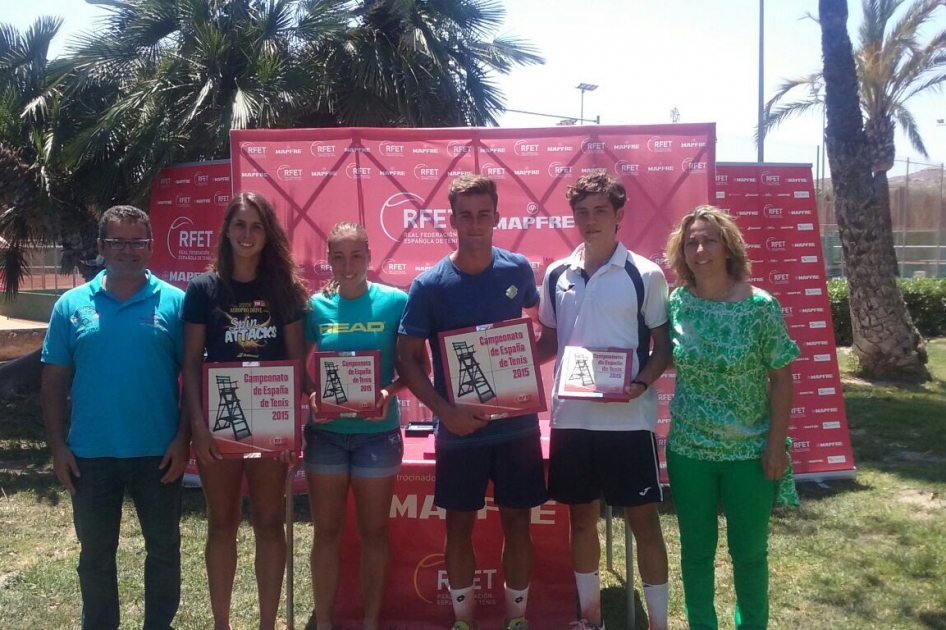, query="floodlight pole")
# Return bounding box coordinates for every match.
[758,0,765,163]
[577,83,599,126]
